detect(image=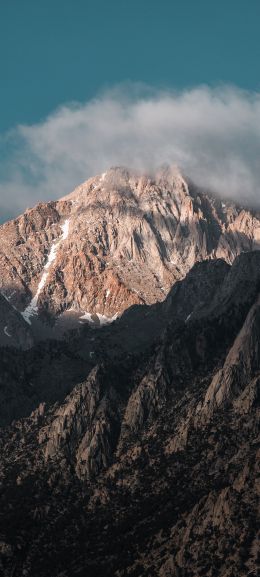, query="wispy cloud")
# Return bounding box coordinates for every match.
[1,84,260,220]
